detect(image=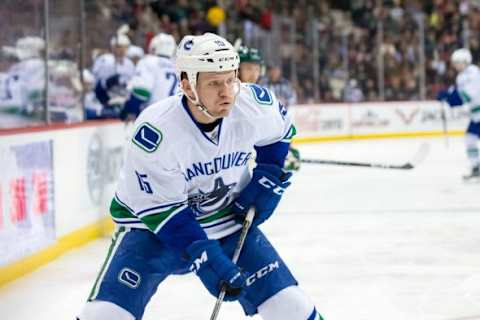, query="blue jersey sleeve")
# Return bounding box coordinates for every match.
[255,140,290,168]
